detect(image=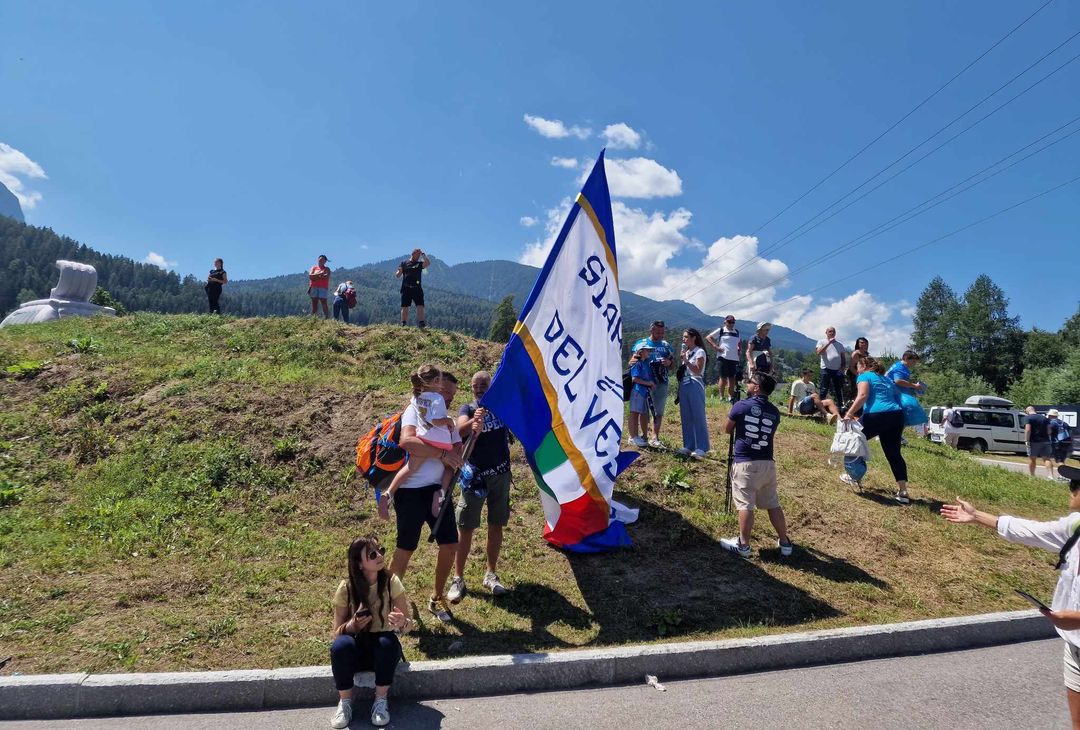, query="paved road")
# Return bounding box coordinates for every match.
[977,457,1058,479]
[3,639,1069,729]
